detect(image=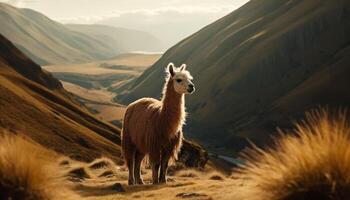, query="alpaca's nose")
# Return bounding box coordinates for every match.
[187,84,195,93]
